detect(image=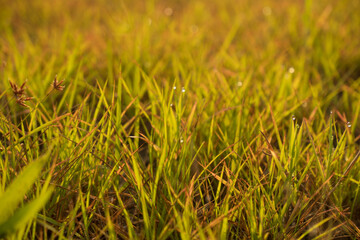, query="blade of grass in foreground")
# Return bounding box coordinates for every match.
[0,188,53,237]
[0,145,54,236]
